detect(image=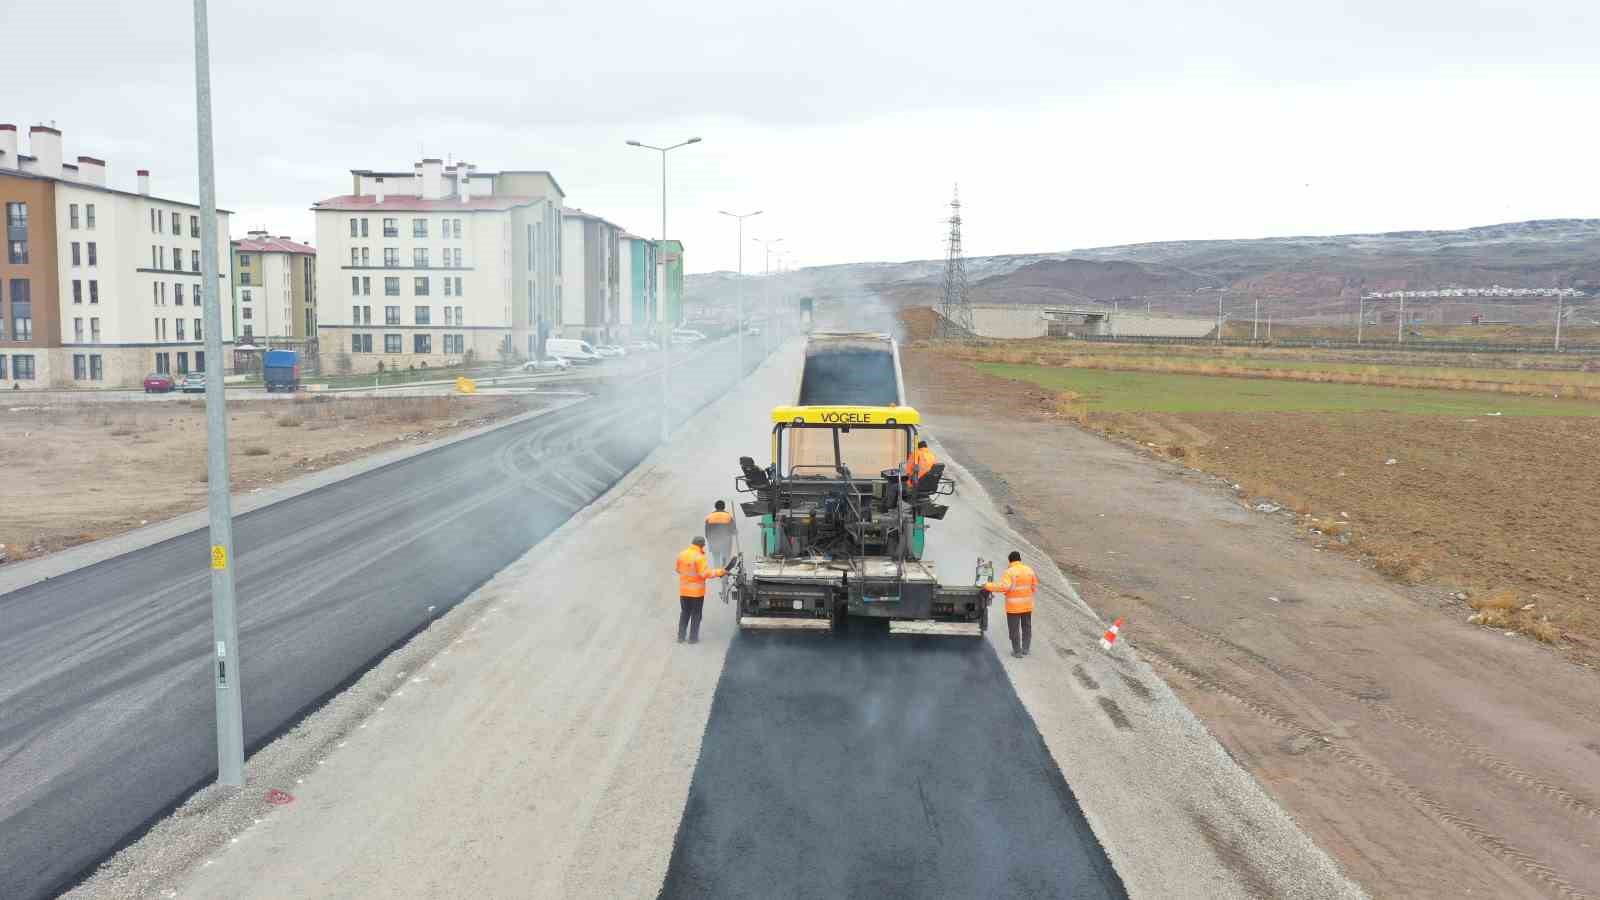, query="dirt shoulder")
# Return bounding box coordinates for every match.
[0,394,543,565]
[903,347,1600,899]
